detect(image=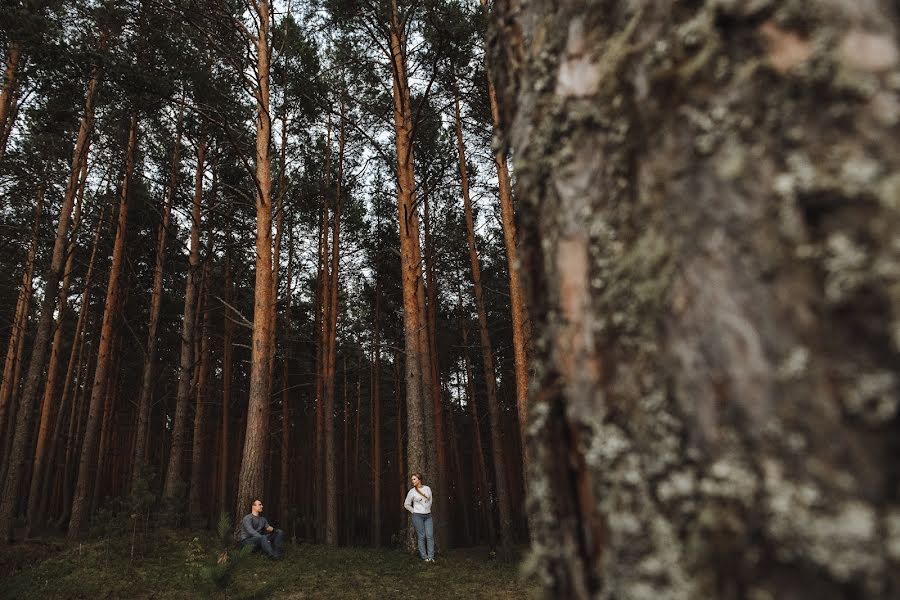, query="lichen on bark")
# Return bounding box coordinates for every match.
[493,0,900,597]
